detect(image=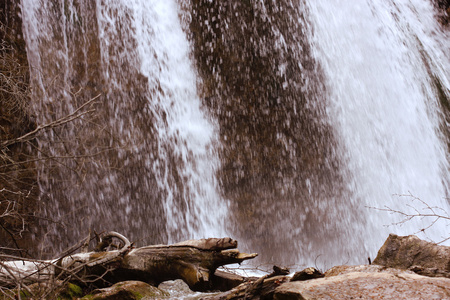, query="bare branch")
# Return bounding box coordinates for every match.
[367,193,450,244]
[1,94,101,148]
